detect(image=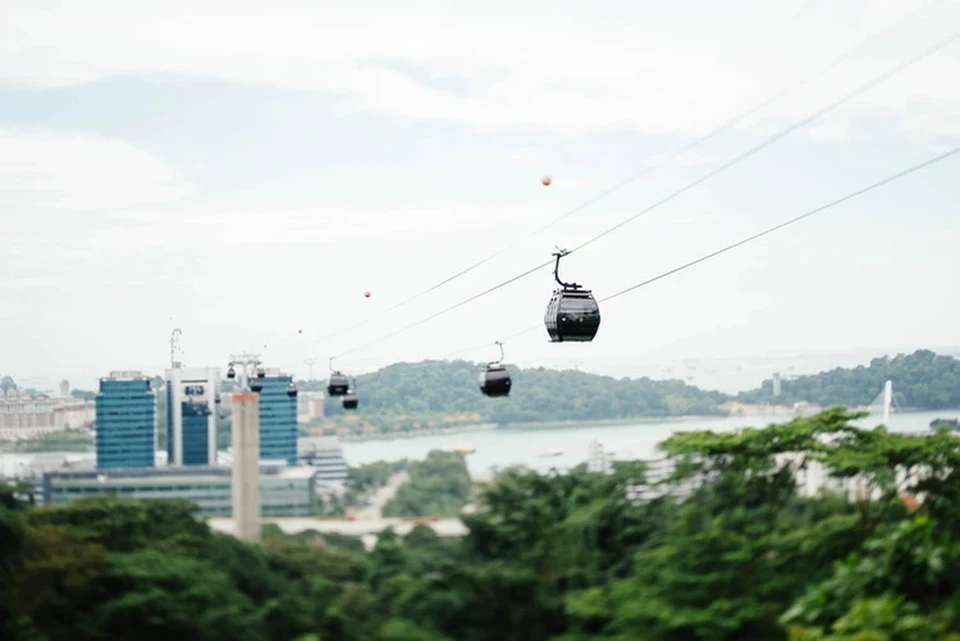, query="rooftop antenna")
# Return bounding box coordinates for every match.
[170,328,183,369]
